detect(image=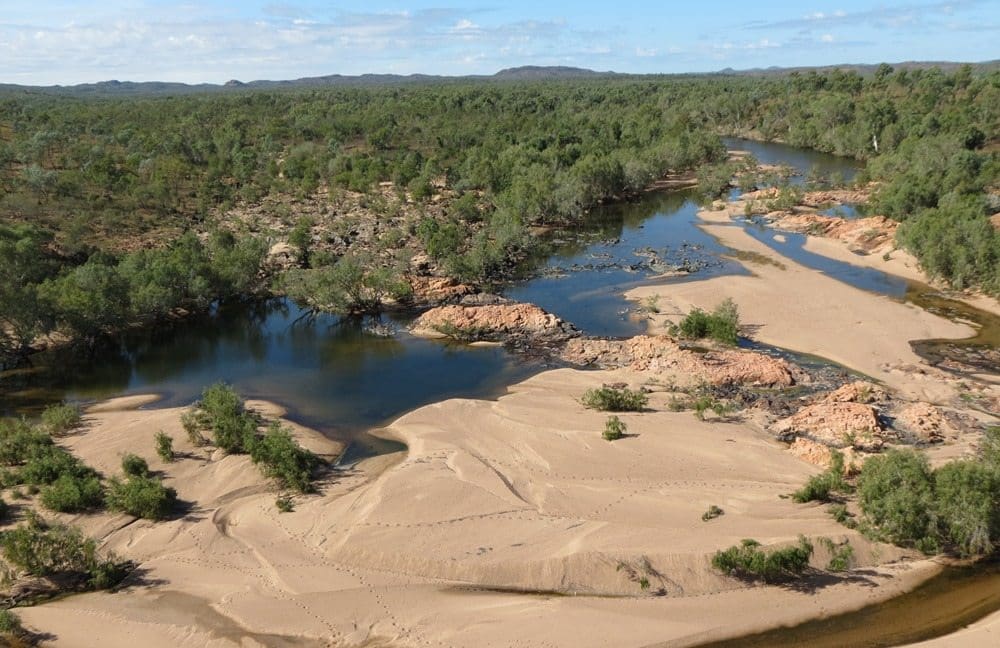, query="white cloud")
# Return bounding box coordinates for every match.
[635,46,657,57]
[821,33,835,42]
